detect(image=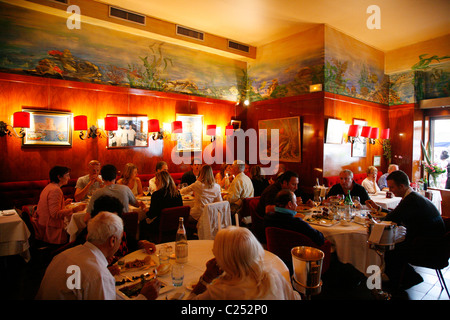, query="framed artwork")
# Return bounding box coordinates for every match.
[258,116,301,162]
[352,118,367,157]
[22,109,72,147]
[230,120,241,131]
[176,114,203,152]
[106,114,148,148]
[325,118,345,144]
[373,155,381,167]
